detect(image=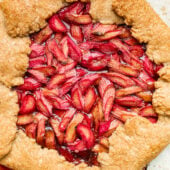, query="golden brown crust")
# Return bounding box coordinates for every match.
[0,0,170,169]
[0,84,18,159]
[112,0,170,64]
[89,0,124,25]
[99,117,170,170]
[0,0,65,37]
[0,11,30,87]
[1,117,170,170]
